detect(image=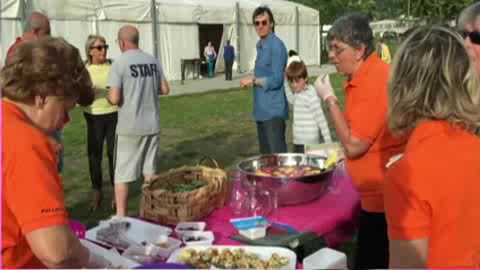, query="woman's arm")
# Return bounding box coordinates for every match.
[389,238,429,269]
[26,225,90,268]
[325,97,371,158]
